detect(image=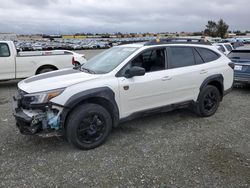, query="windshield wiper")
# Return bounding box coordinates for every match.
[80,67,96,74]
